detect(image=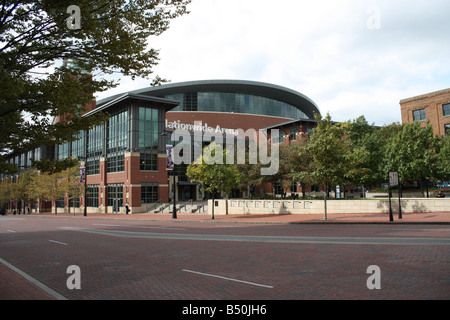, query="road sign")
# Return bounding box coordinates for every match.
[389,172,399,187]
